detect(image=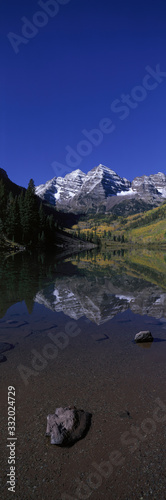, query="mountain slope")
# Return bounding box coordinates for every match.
[125,203,166,245]
[0,168,26,197]
[71,200,166,246]
[0,169,90,250]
